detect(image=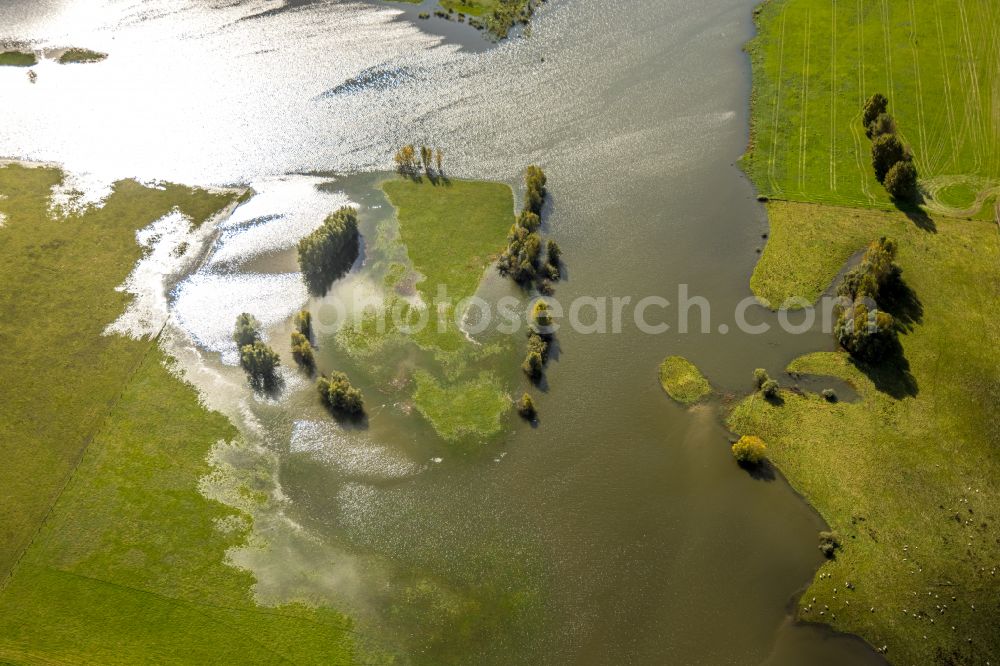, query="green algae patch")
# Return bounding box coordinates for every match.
[658,356,711,405]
